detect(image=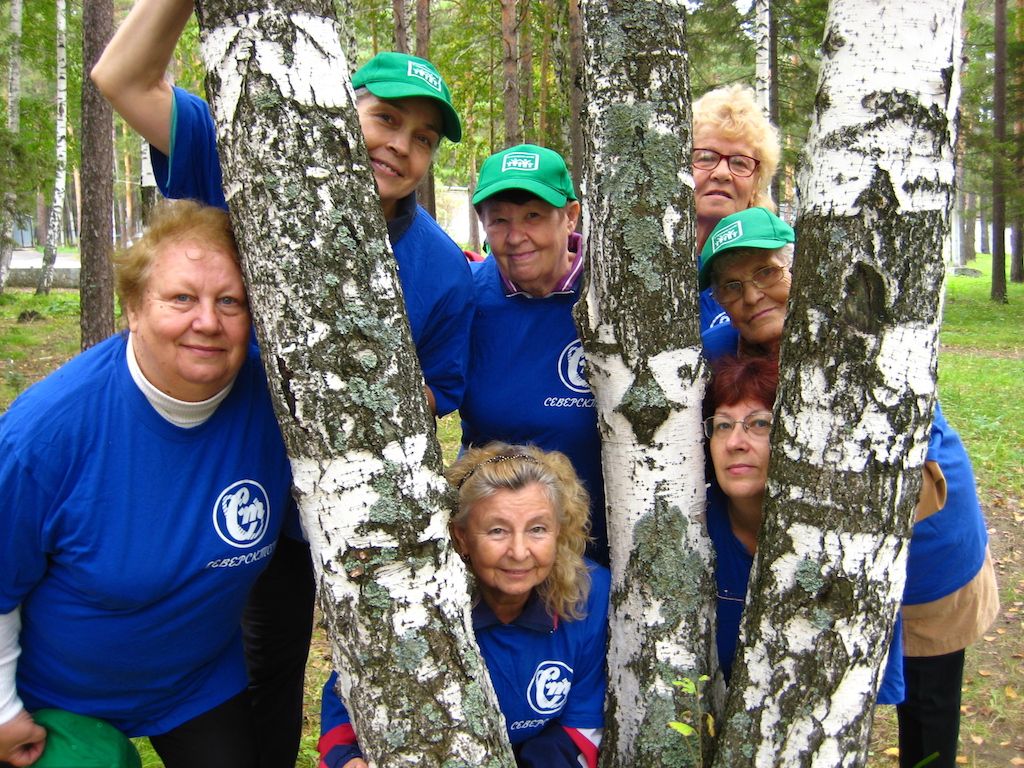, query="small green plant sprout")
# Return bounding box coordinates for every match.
[668,674,715,764]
